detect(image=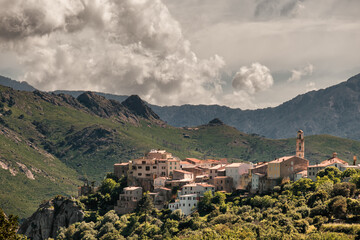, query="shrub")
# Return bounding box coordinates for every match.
[321,223,360,235]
